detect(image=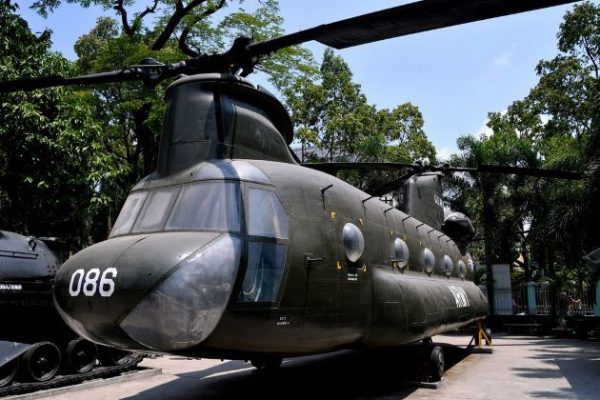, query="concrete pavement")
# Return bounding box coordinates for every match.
[31,333,600,399]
